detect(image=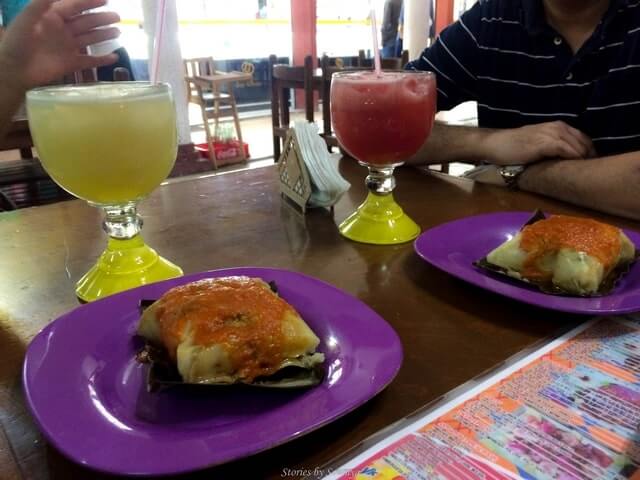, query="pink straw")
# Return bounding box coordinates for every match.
[150,0,168,84]
[369,5,382,75]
